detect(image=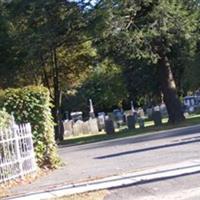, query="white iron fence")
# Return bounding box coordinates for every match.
[0,123,37,183]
